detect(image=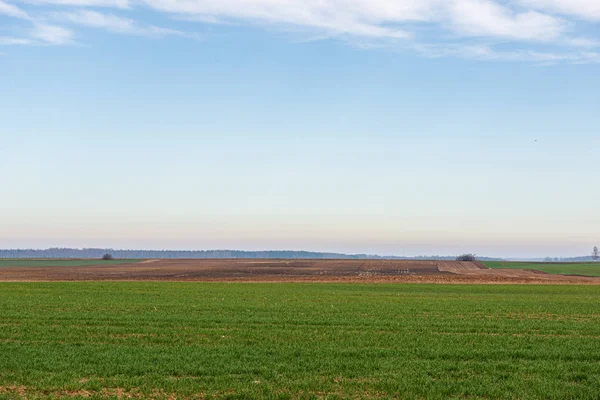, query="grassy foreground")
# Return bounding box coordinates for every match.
[0,259,141,268]
[483,261,600,277]
[1,283,599,399]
